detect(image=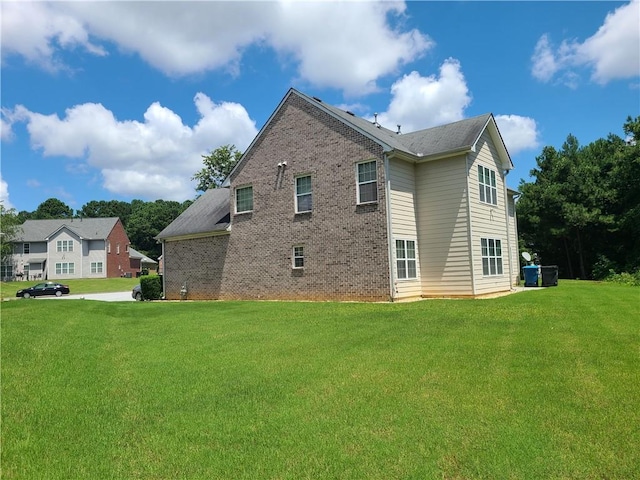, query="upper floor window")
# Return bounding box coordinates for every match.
[396,239,417,280]
[478,165,497,205]
[23,243,30,254]
[481,238,503,276]
[56,240,73,252]
[236,185,253,214]
[357,160,378,204]
[295,175,312,213]
[293,245,304,269]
